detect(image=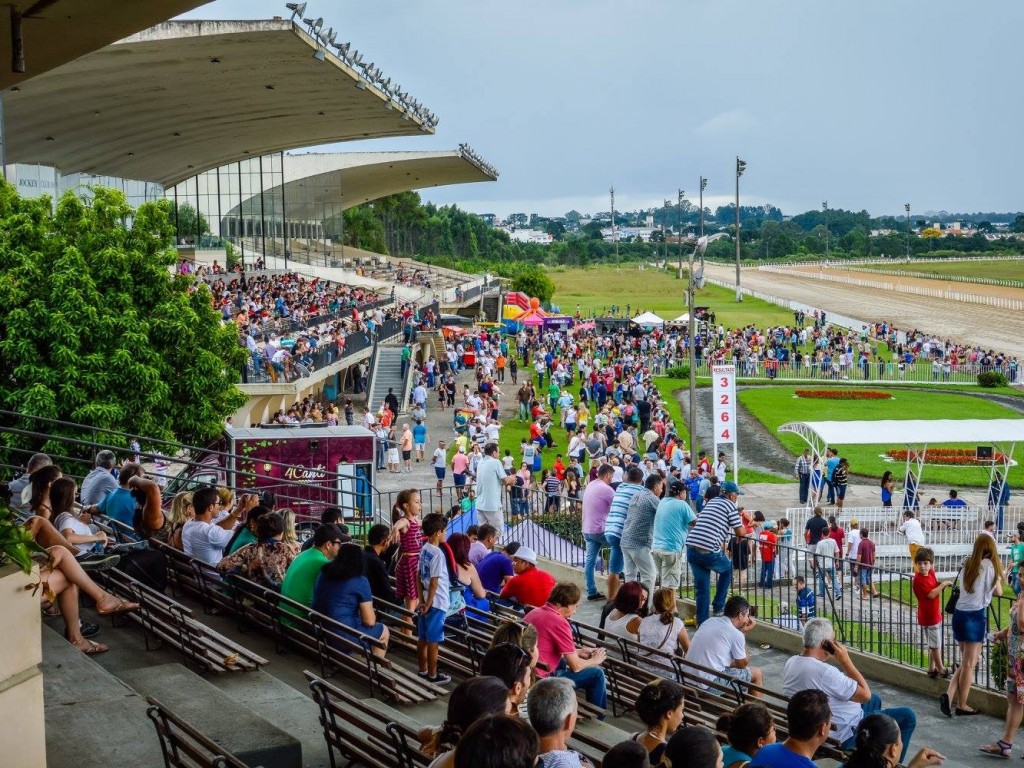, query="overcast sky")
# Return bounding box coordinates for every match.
[183,1,1023,219]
